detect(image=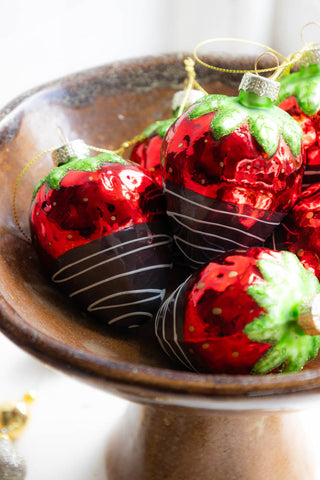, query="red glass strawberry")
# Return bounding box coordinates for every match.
[130,89,204,187]
[155,247,320,374]
[270,183,320,280]
[277,46,320,187]
[162,73,304,268]
[30,140,172,328]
